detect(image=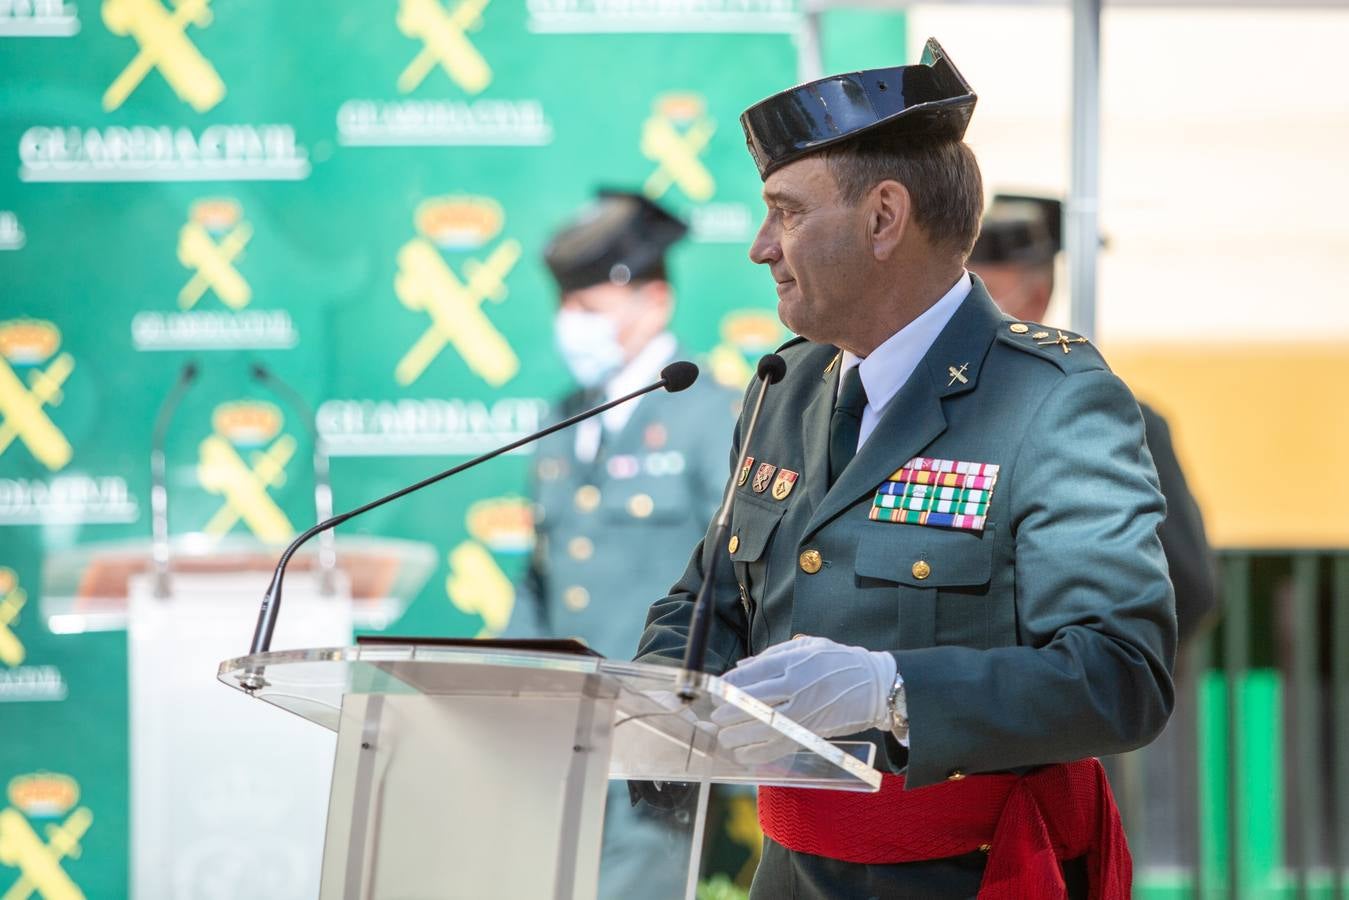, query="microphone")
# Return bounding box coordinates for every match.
[250,362,338,597]
[678,353,786,696]
[150,361,200,598]
[240,360,701,672]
